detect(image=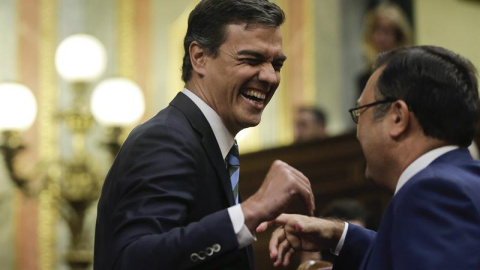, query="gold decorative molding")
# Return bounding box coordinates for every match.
[167,0,198,103]
[118,0,137,141]
[38,0,59,269]
[302,0,315,105]
[135,0,152,120]
[13,190,21,270]
[118,0,136,80]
